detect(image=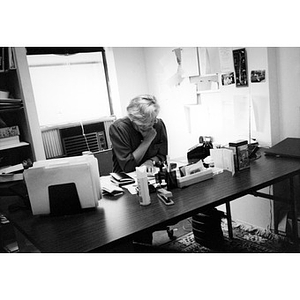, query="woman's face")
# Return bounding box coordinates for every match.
[132,118,157,134]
